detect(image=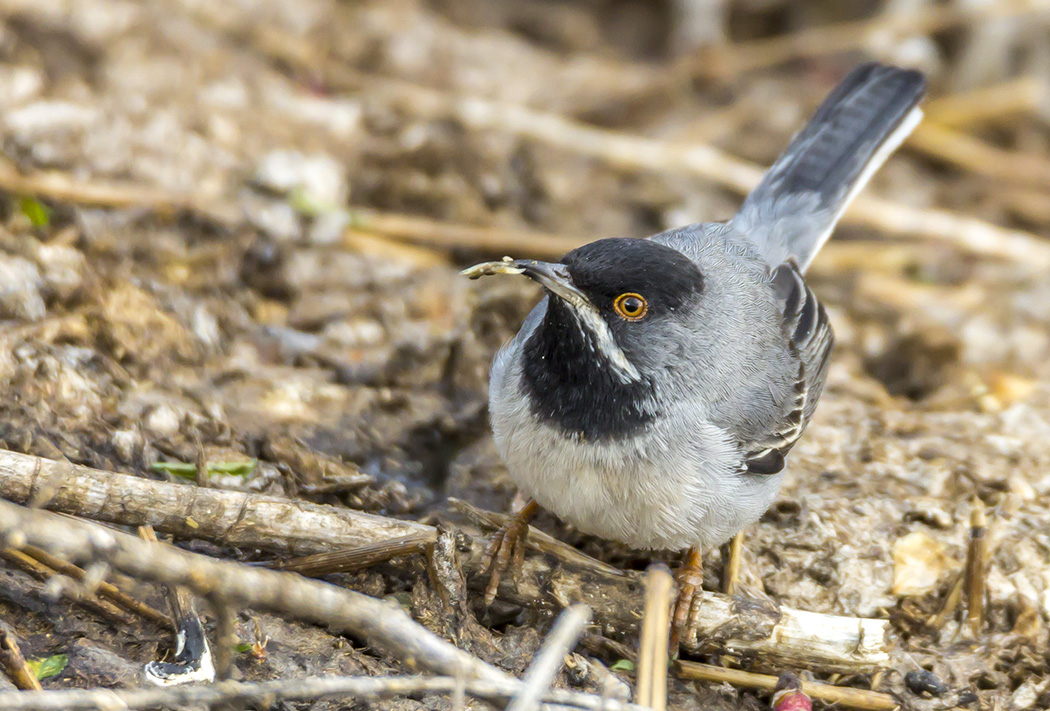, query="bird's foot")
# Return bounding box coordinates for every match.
[480,499,539,605]
[669,547,704,653]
